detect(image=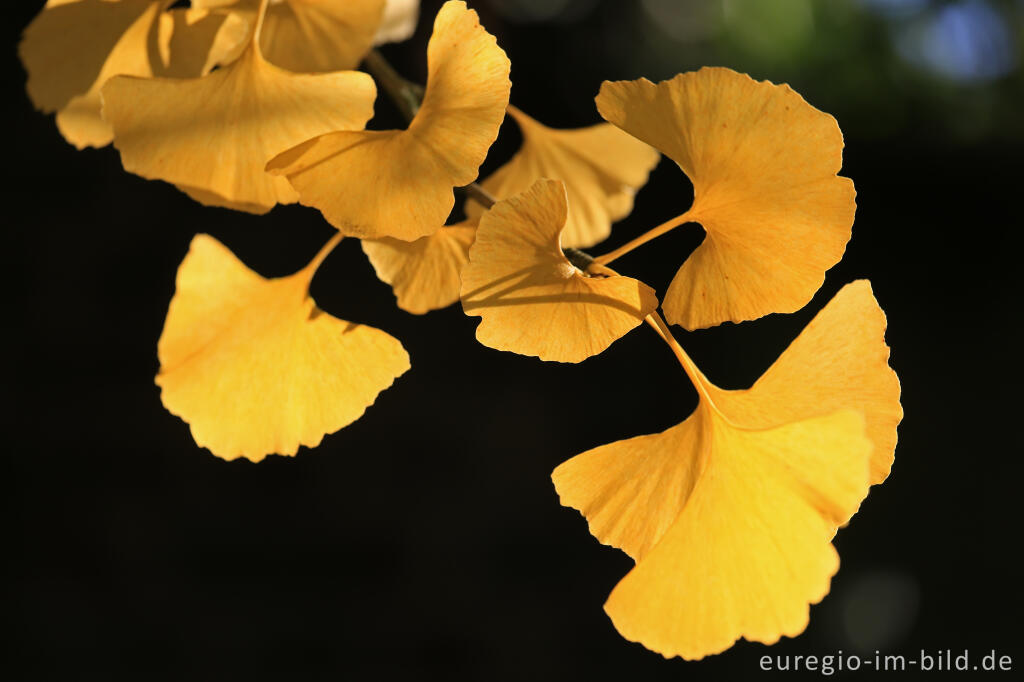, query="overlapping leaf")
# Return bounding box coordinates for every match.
[466,106,660,248]
[267,0,511,240]
[713,281,903,484]
[363,220,477,314]
[598,406,870,659]
[191,0,385,72]
[461,179,658,362]
[552,281,901,658]
[20,0,247,148]
[102,20,376,213]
